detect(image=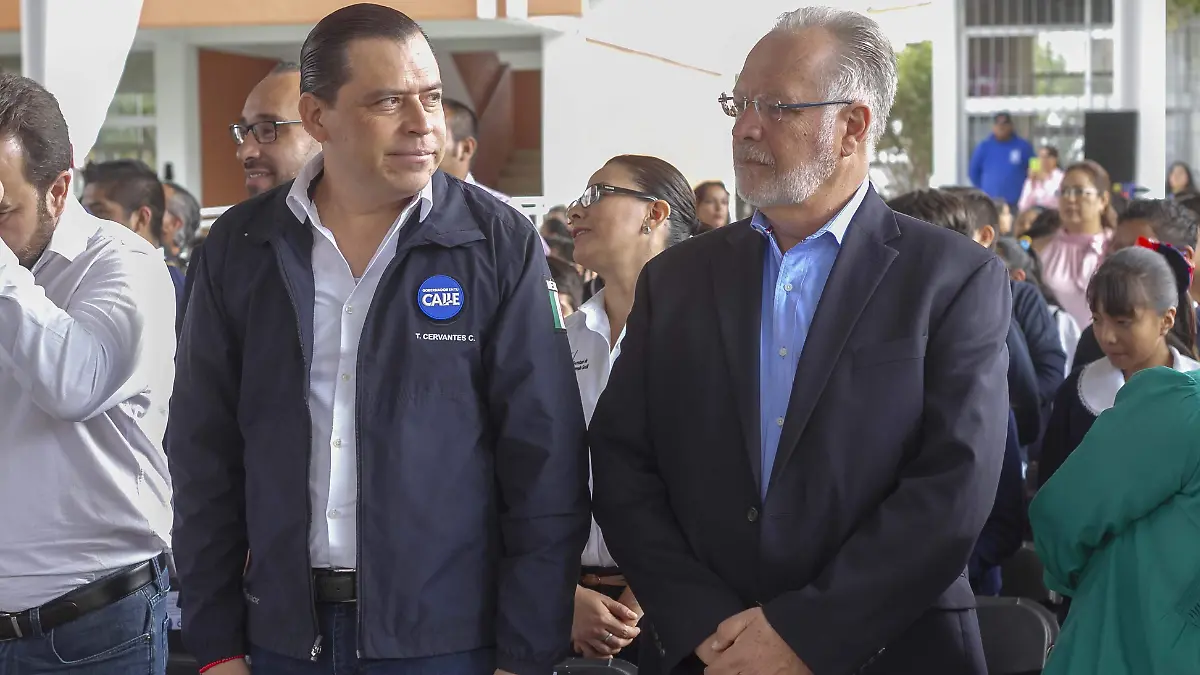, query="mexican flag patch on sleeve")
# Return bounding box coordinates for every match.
[546,278,567,332]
